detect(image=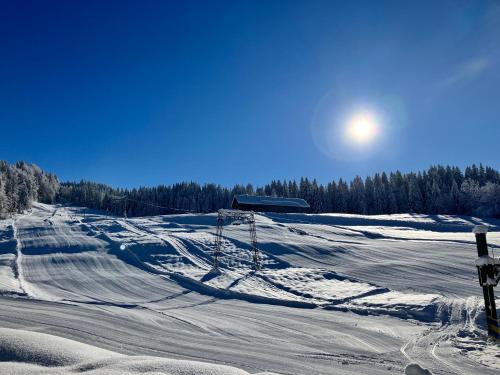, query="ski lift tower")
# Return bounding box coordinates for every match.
[214,209,260,270]
[473,225,500,338]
